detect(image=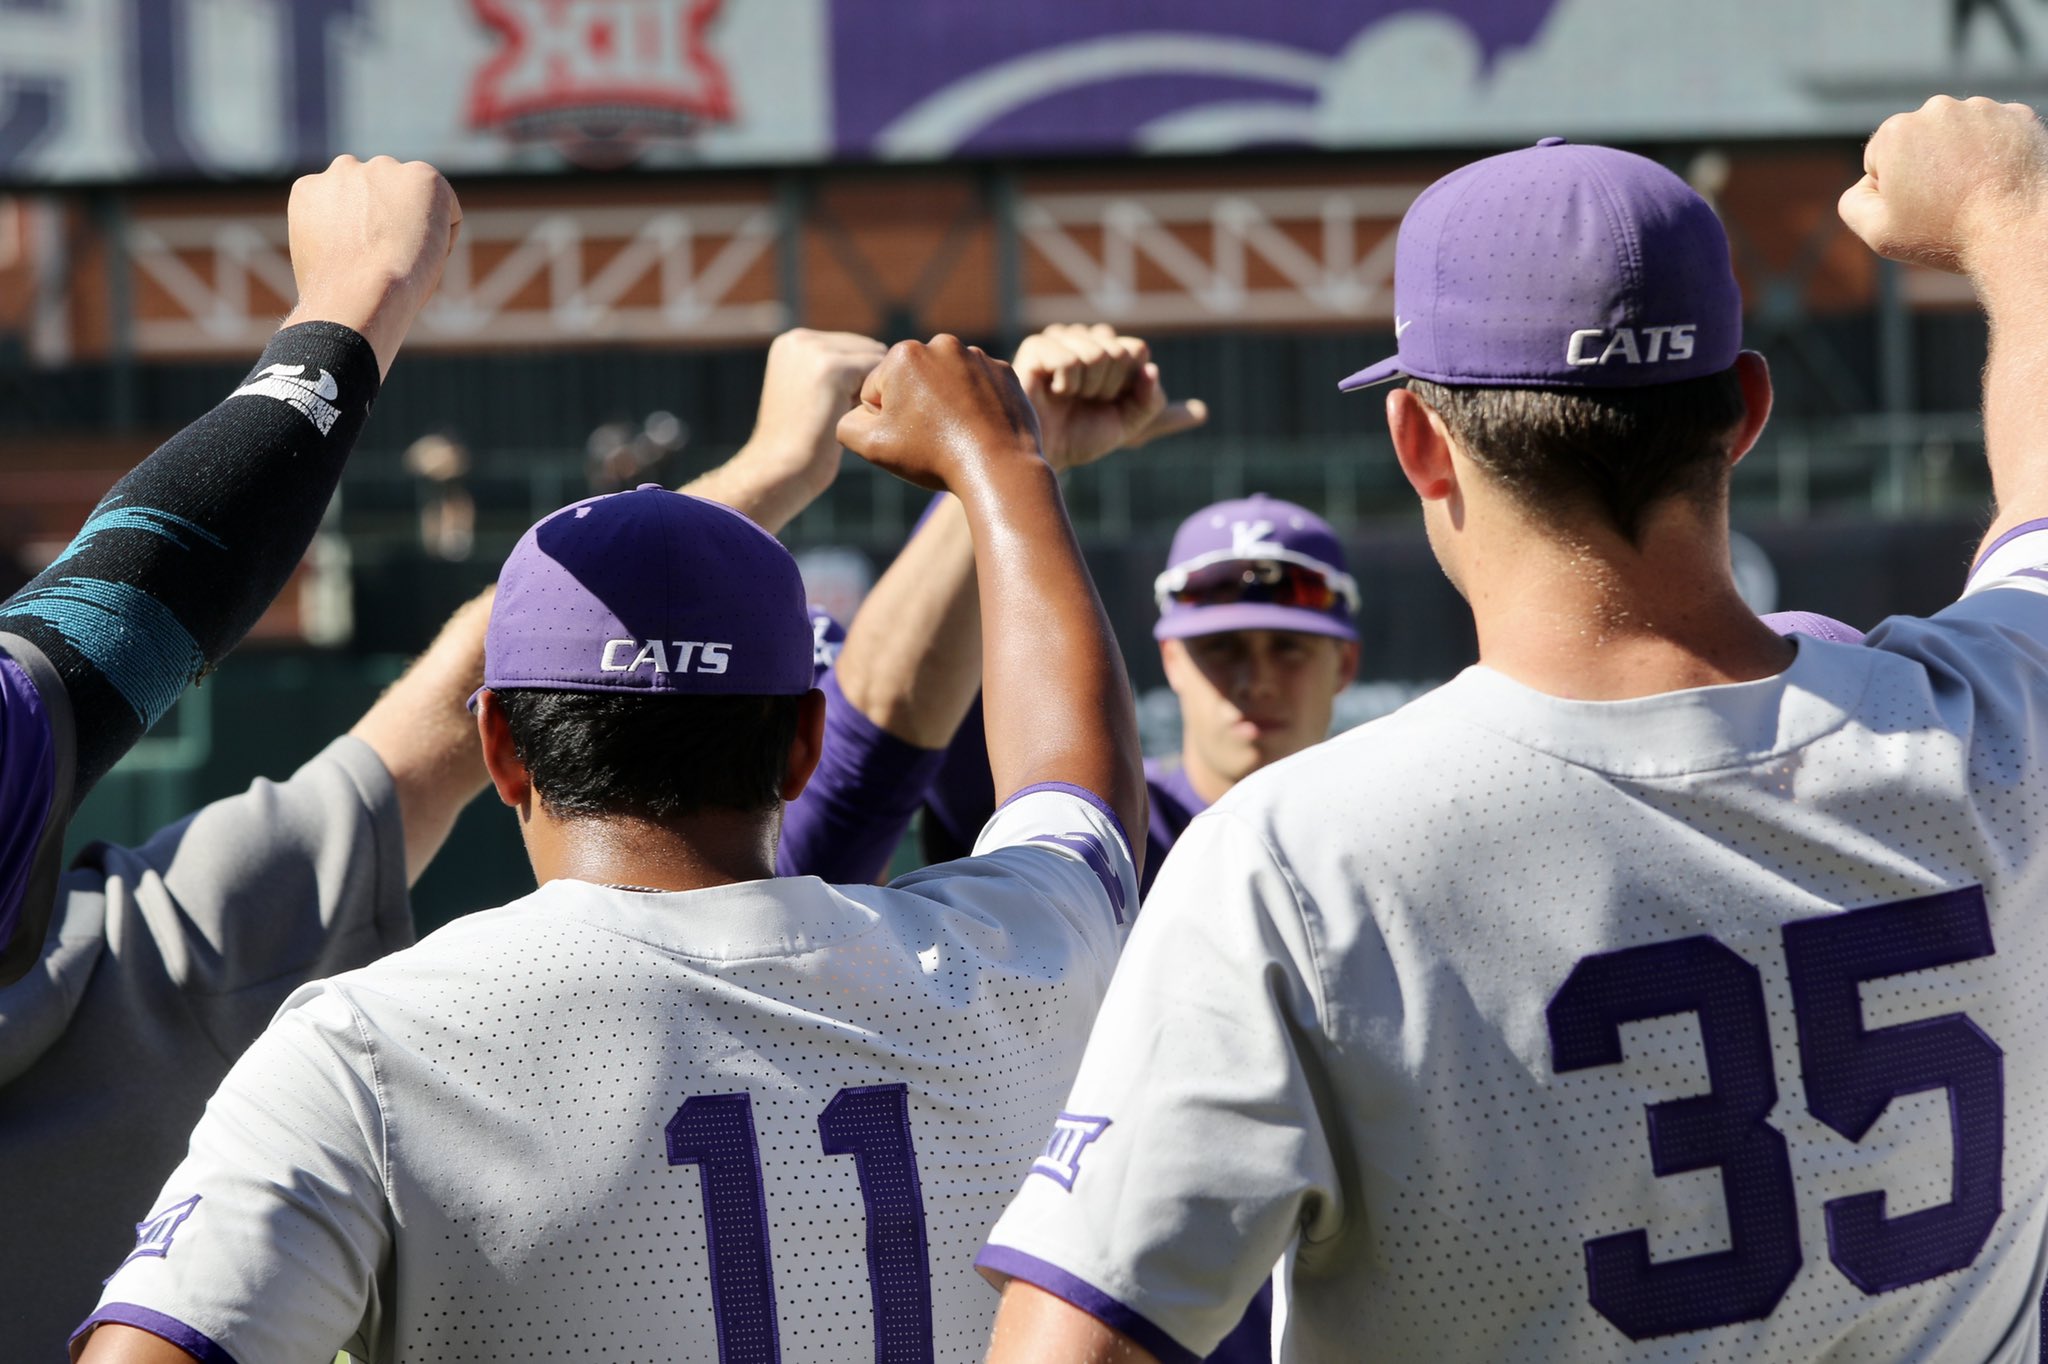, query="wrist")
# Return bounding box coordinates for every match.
[732,435,839,494]
[285,279,411,379]
[1961,196,2048,294]
[946,445,1058,508]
